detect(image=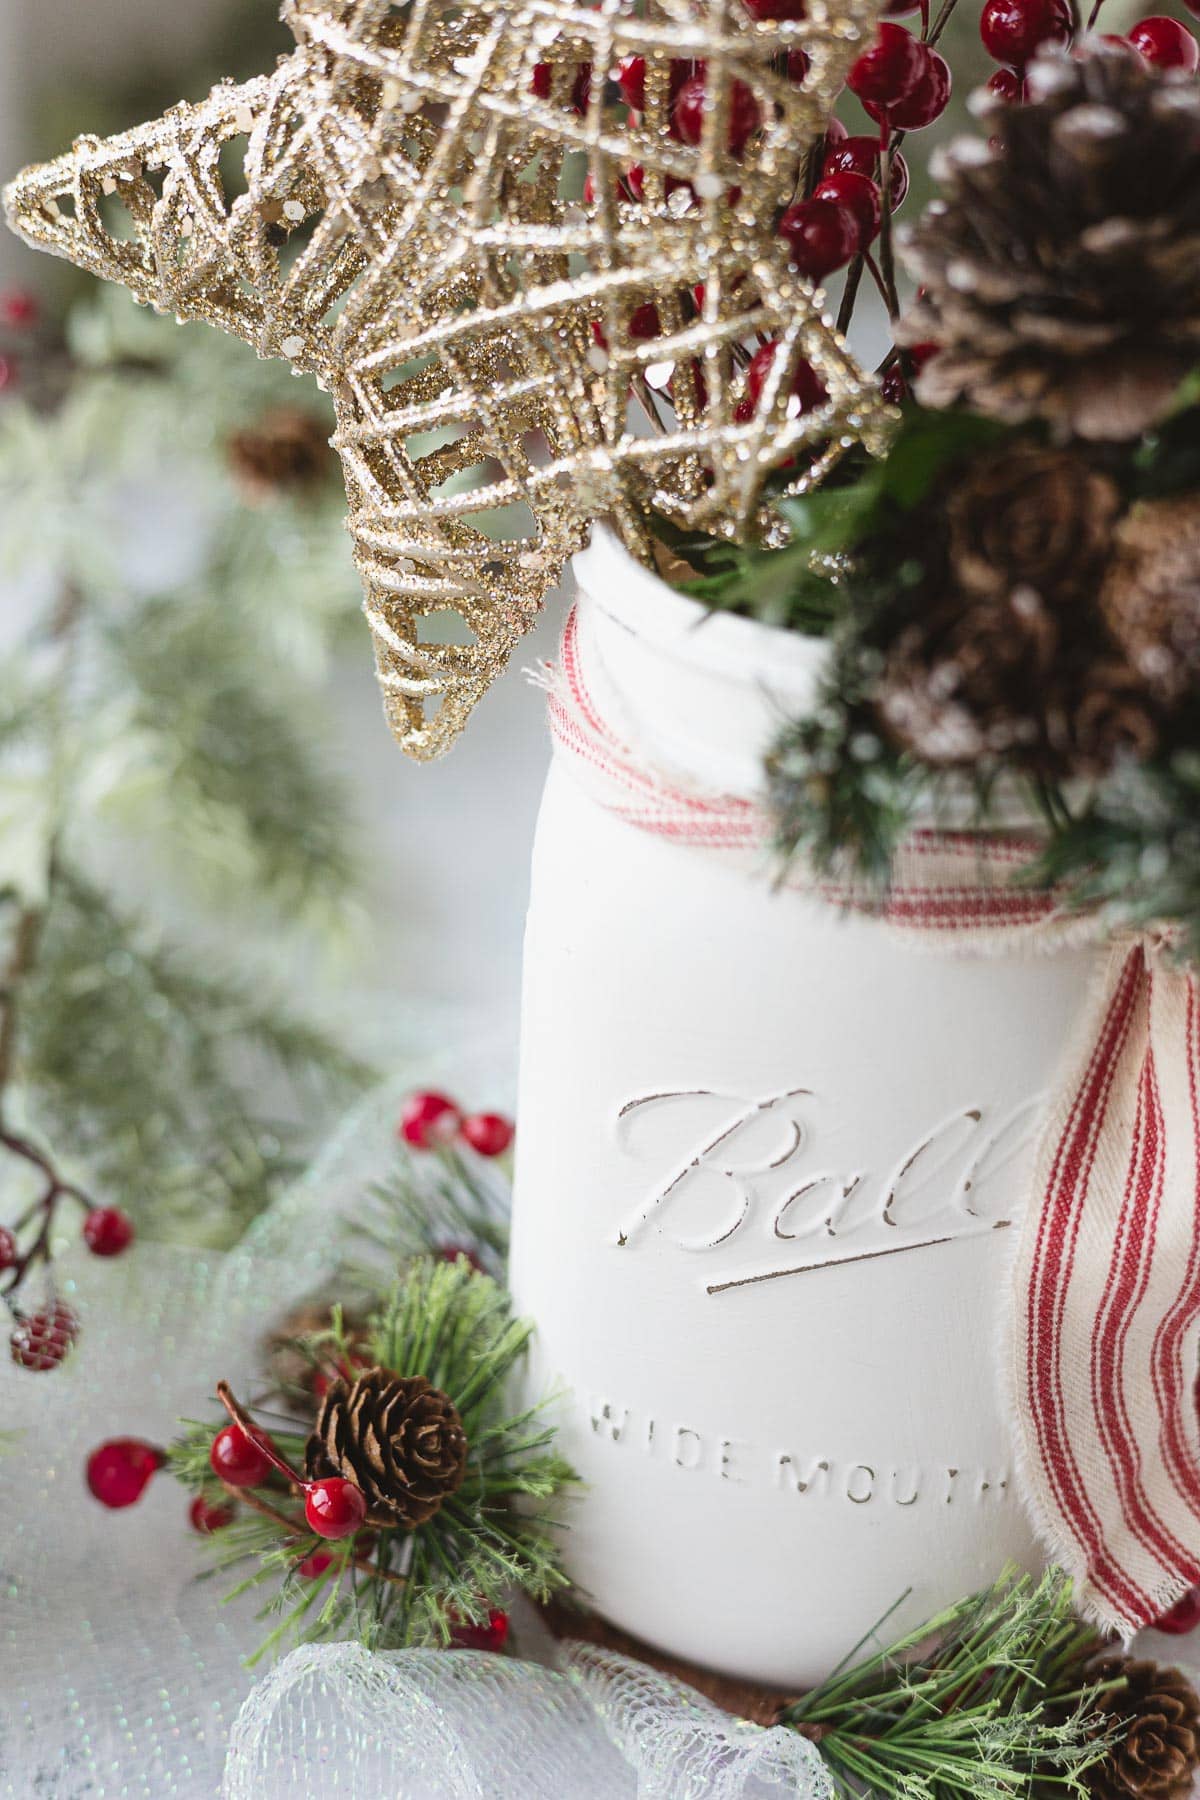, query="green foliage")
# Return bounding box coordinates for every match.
[0,290,372,1252]
[171,1258,576,1662]
[18,866,369,1239]
[783,1570,1116,1800]
[347,1145,511,1293]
